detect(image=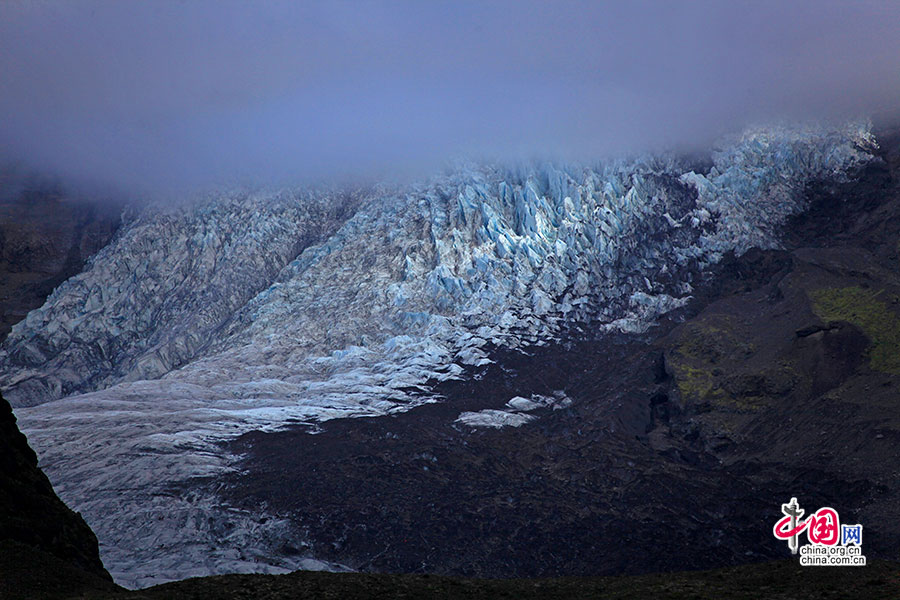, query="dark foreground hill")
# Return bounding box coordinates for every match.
[5,551,900,600]
[0,391,114,597]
